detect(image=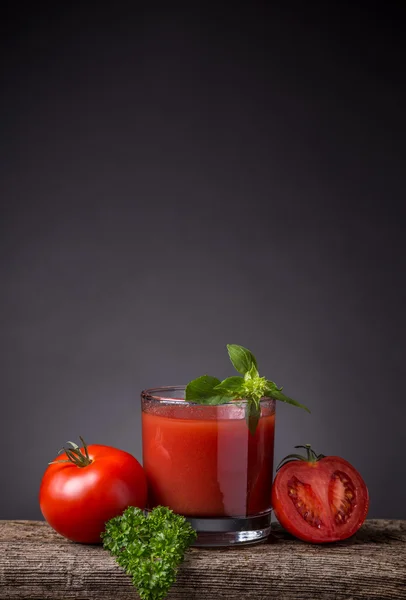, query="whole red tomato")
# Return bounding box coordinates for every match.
[40,438,147,543]
[272,445,369,543]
